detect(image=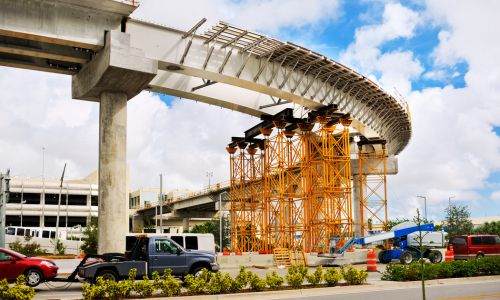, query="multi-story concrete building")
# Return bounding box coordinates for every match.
[6,171,212,235]
[6,172,98,230]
